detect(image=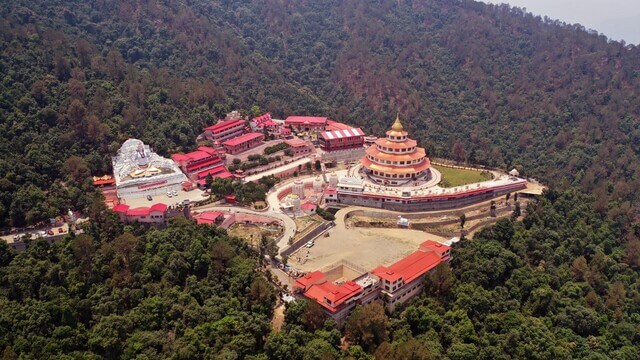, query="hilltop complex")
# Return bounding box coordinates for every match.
[324,116,527,211]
